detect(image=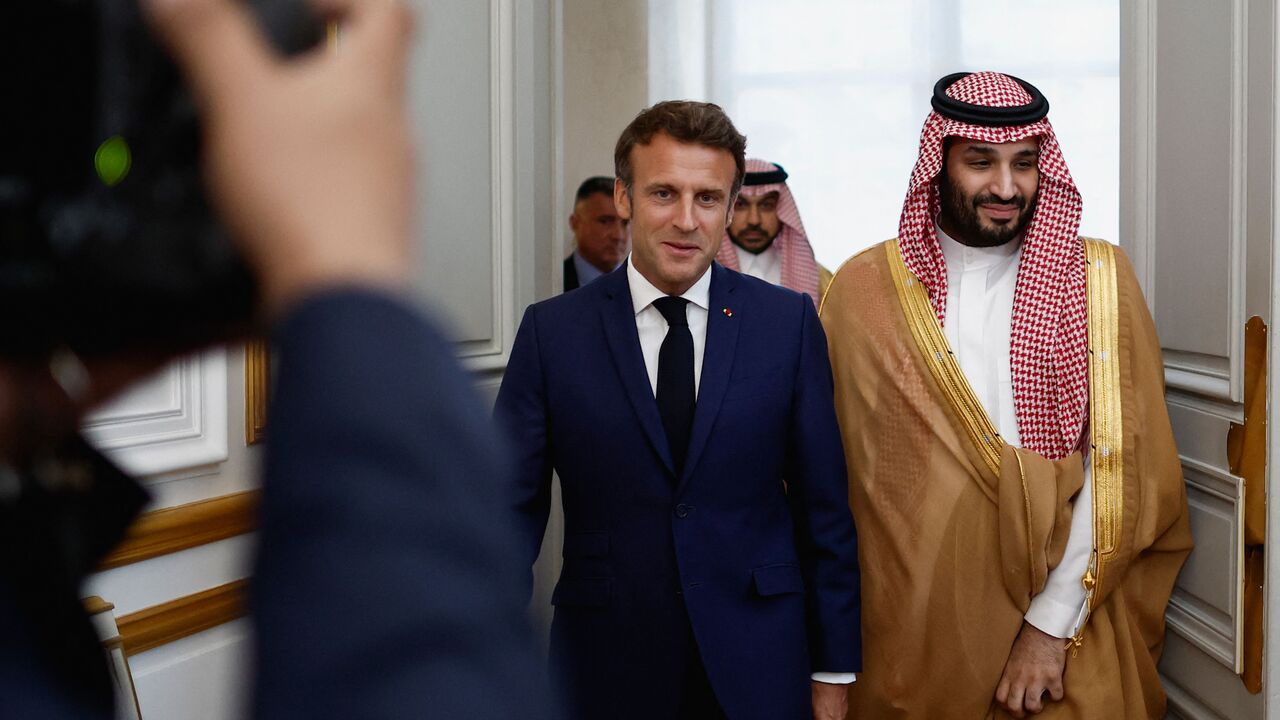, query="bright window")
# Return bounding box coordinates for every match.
[649,0,1119,269]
